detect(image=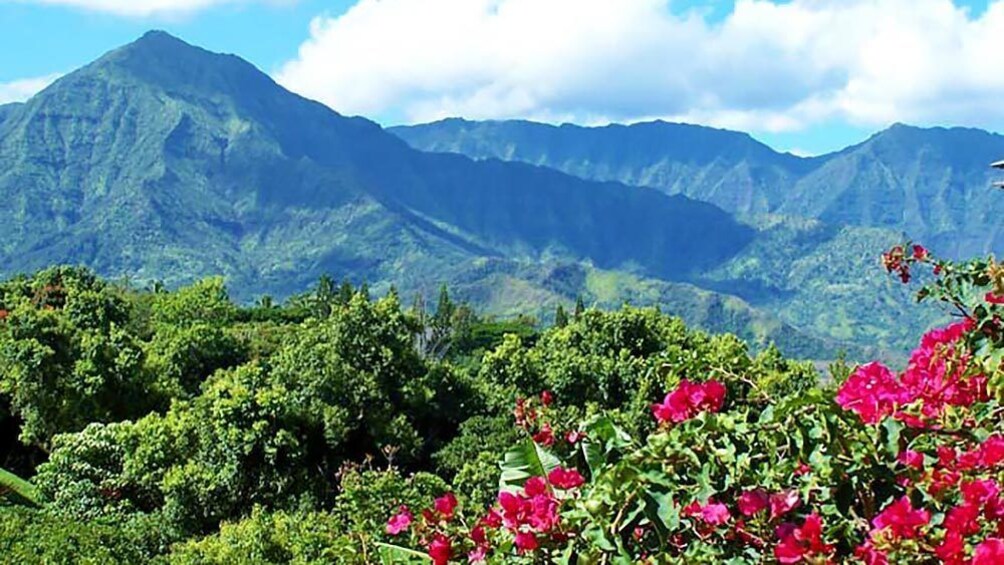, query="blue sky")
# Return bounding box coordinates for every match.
[0,0,1000,155]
